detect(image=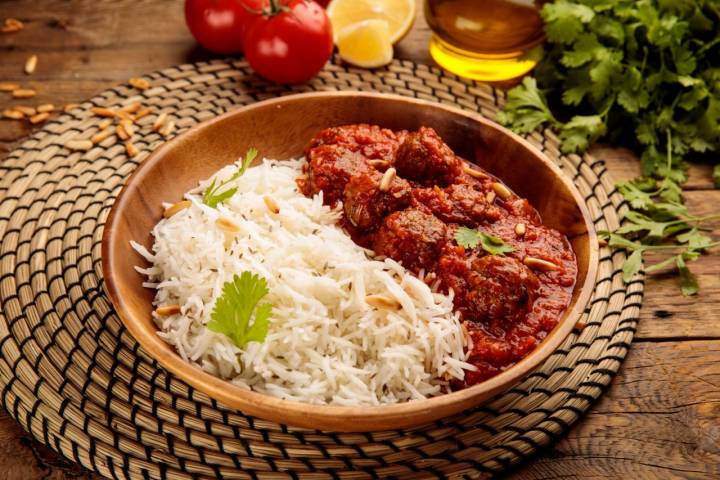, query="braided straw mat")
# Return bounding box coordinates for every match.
[0,59,643,479]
